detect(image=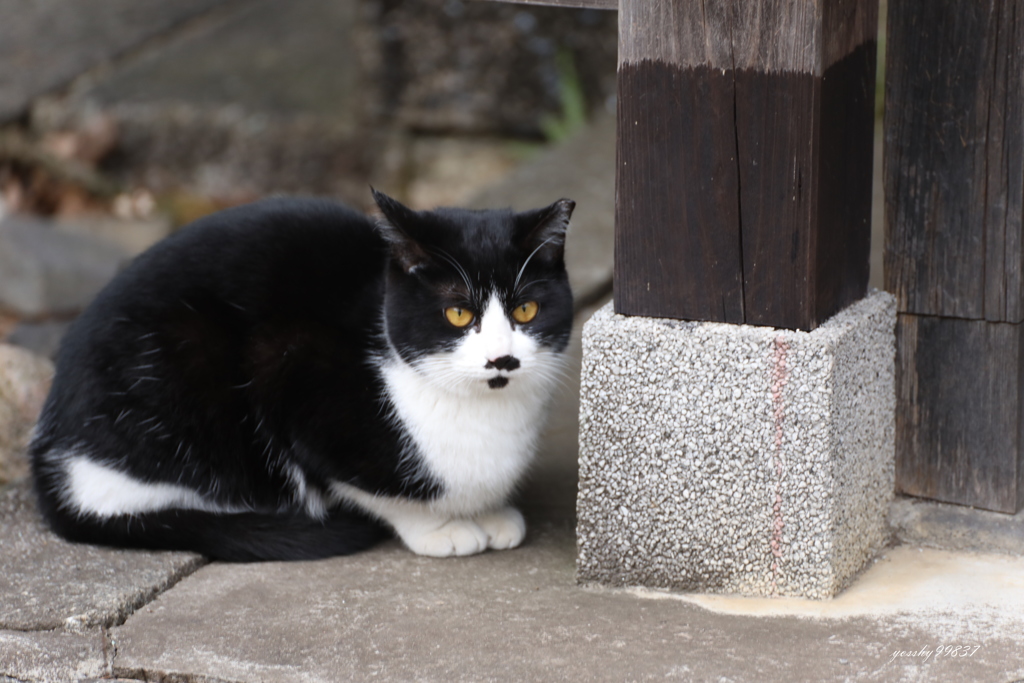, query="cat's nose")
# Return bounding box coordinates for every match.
[485,355,520,372]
